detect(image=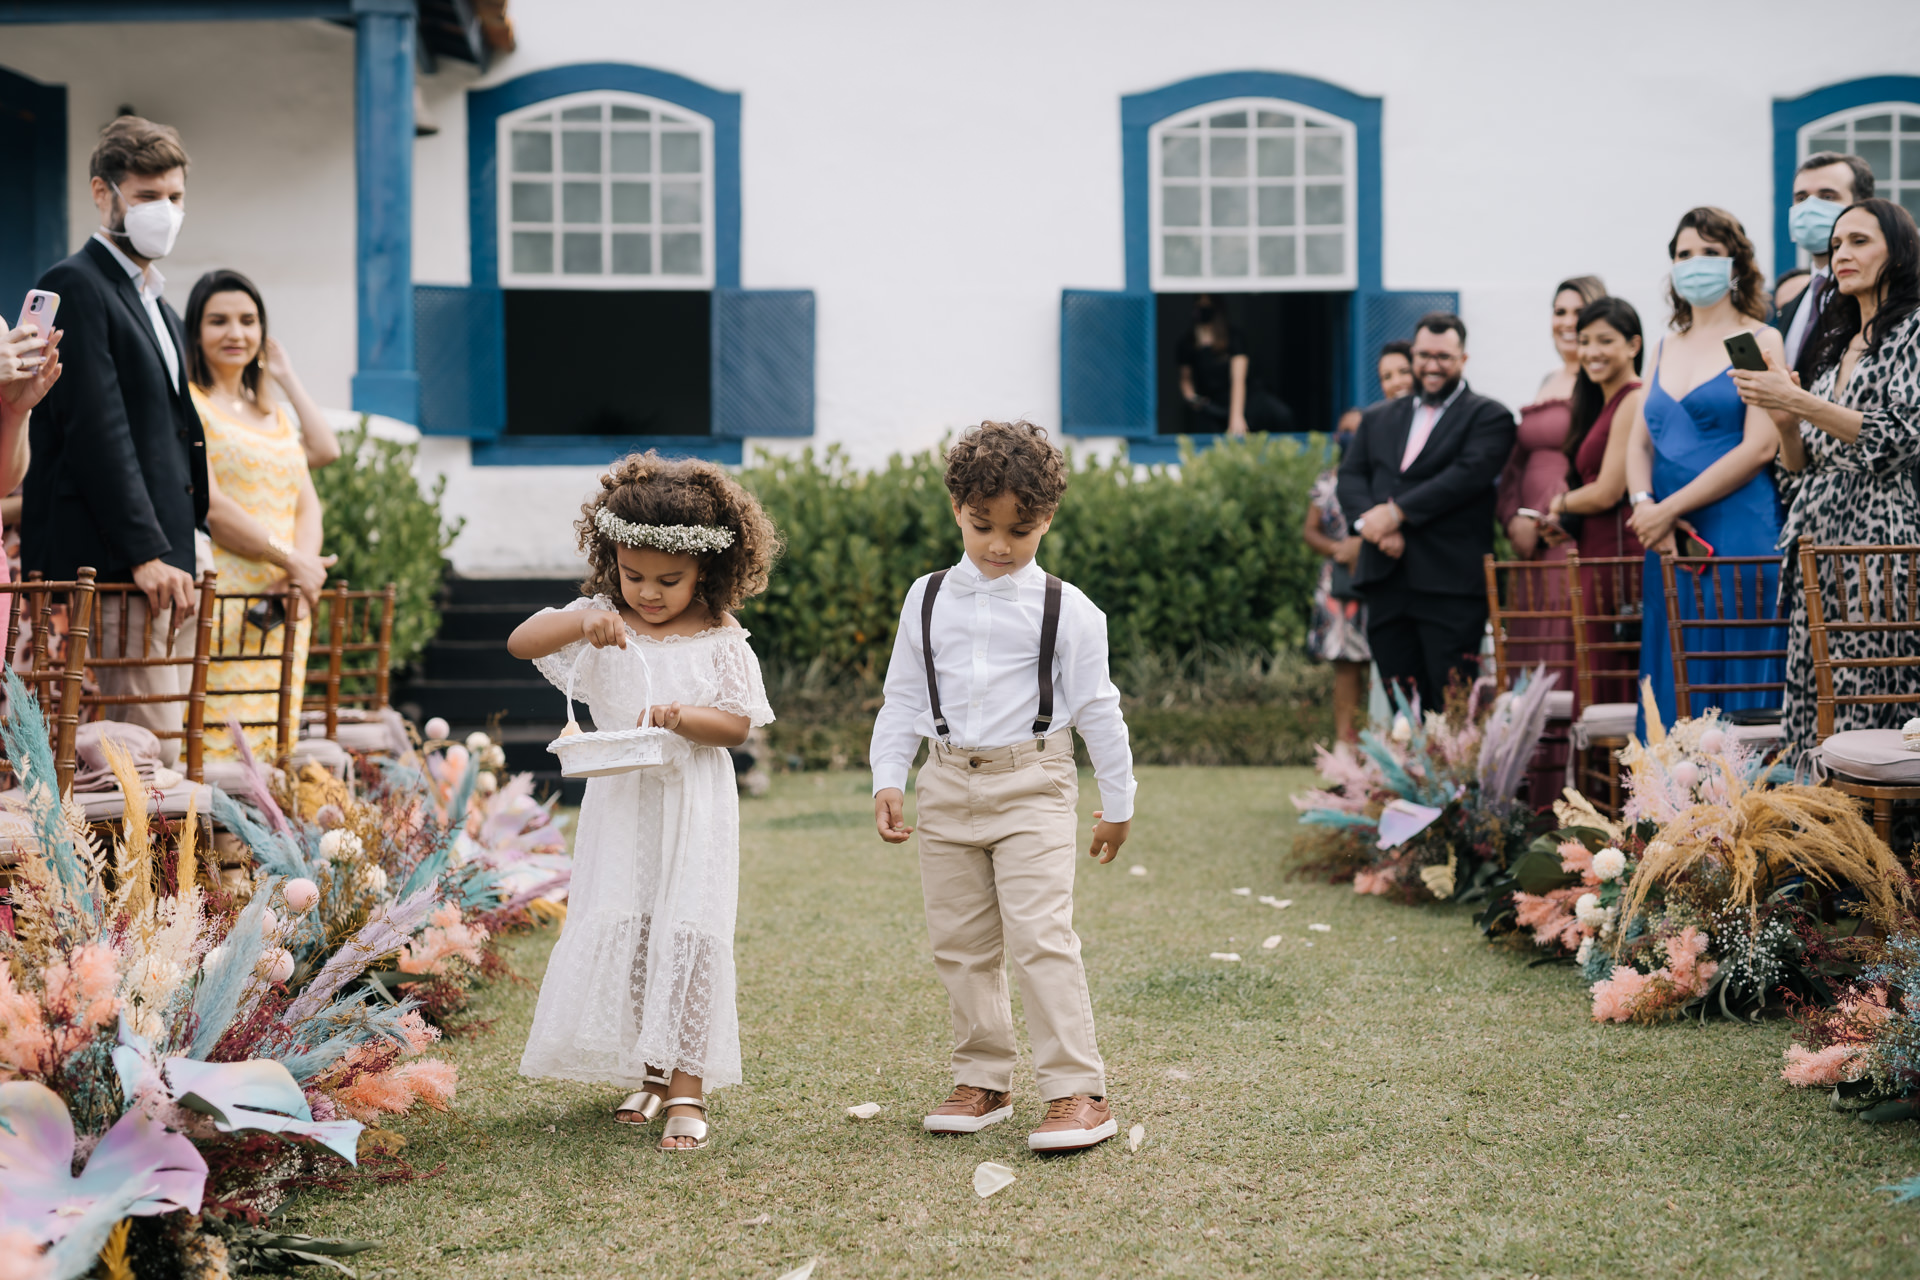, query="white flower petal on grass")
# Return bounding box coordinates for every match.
[846,1102,881,1120]
[1308,923,1332,933]
[1167,1068,1193,1080]
[973,1162,1016,1198]
[1262,935,1282,950]
[776,1260,818,1280]
[1129,865,1148,877]
[1231,887,1252,896]
[739,1213,773,1226]
[1266,898,1294,909]
[1209,952,1242,962]
[1128,1124,1145,1152]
